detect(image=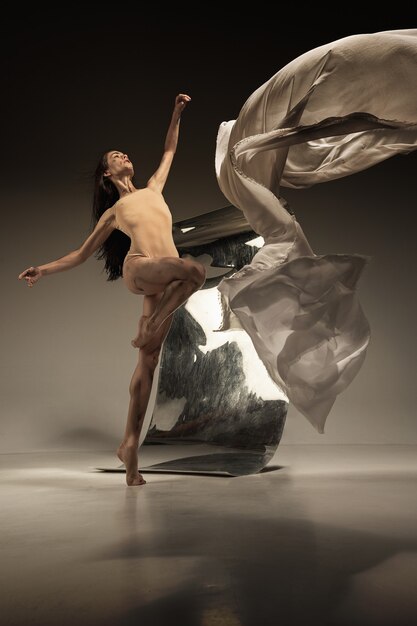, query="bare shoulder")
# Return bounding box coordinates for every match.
[99,204,118,226]
[145,183,166,201]
[146,178,165,196]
